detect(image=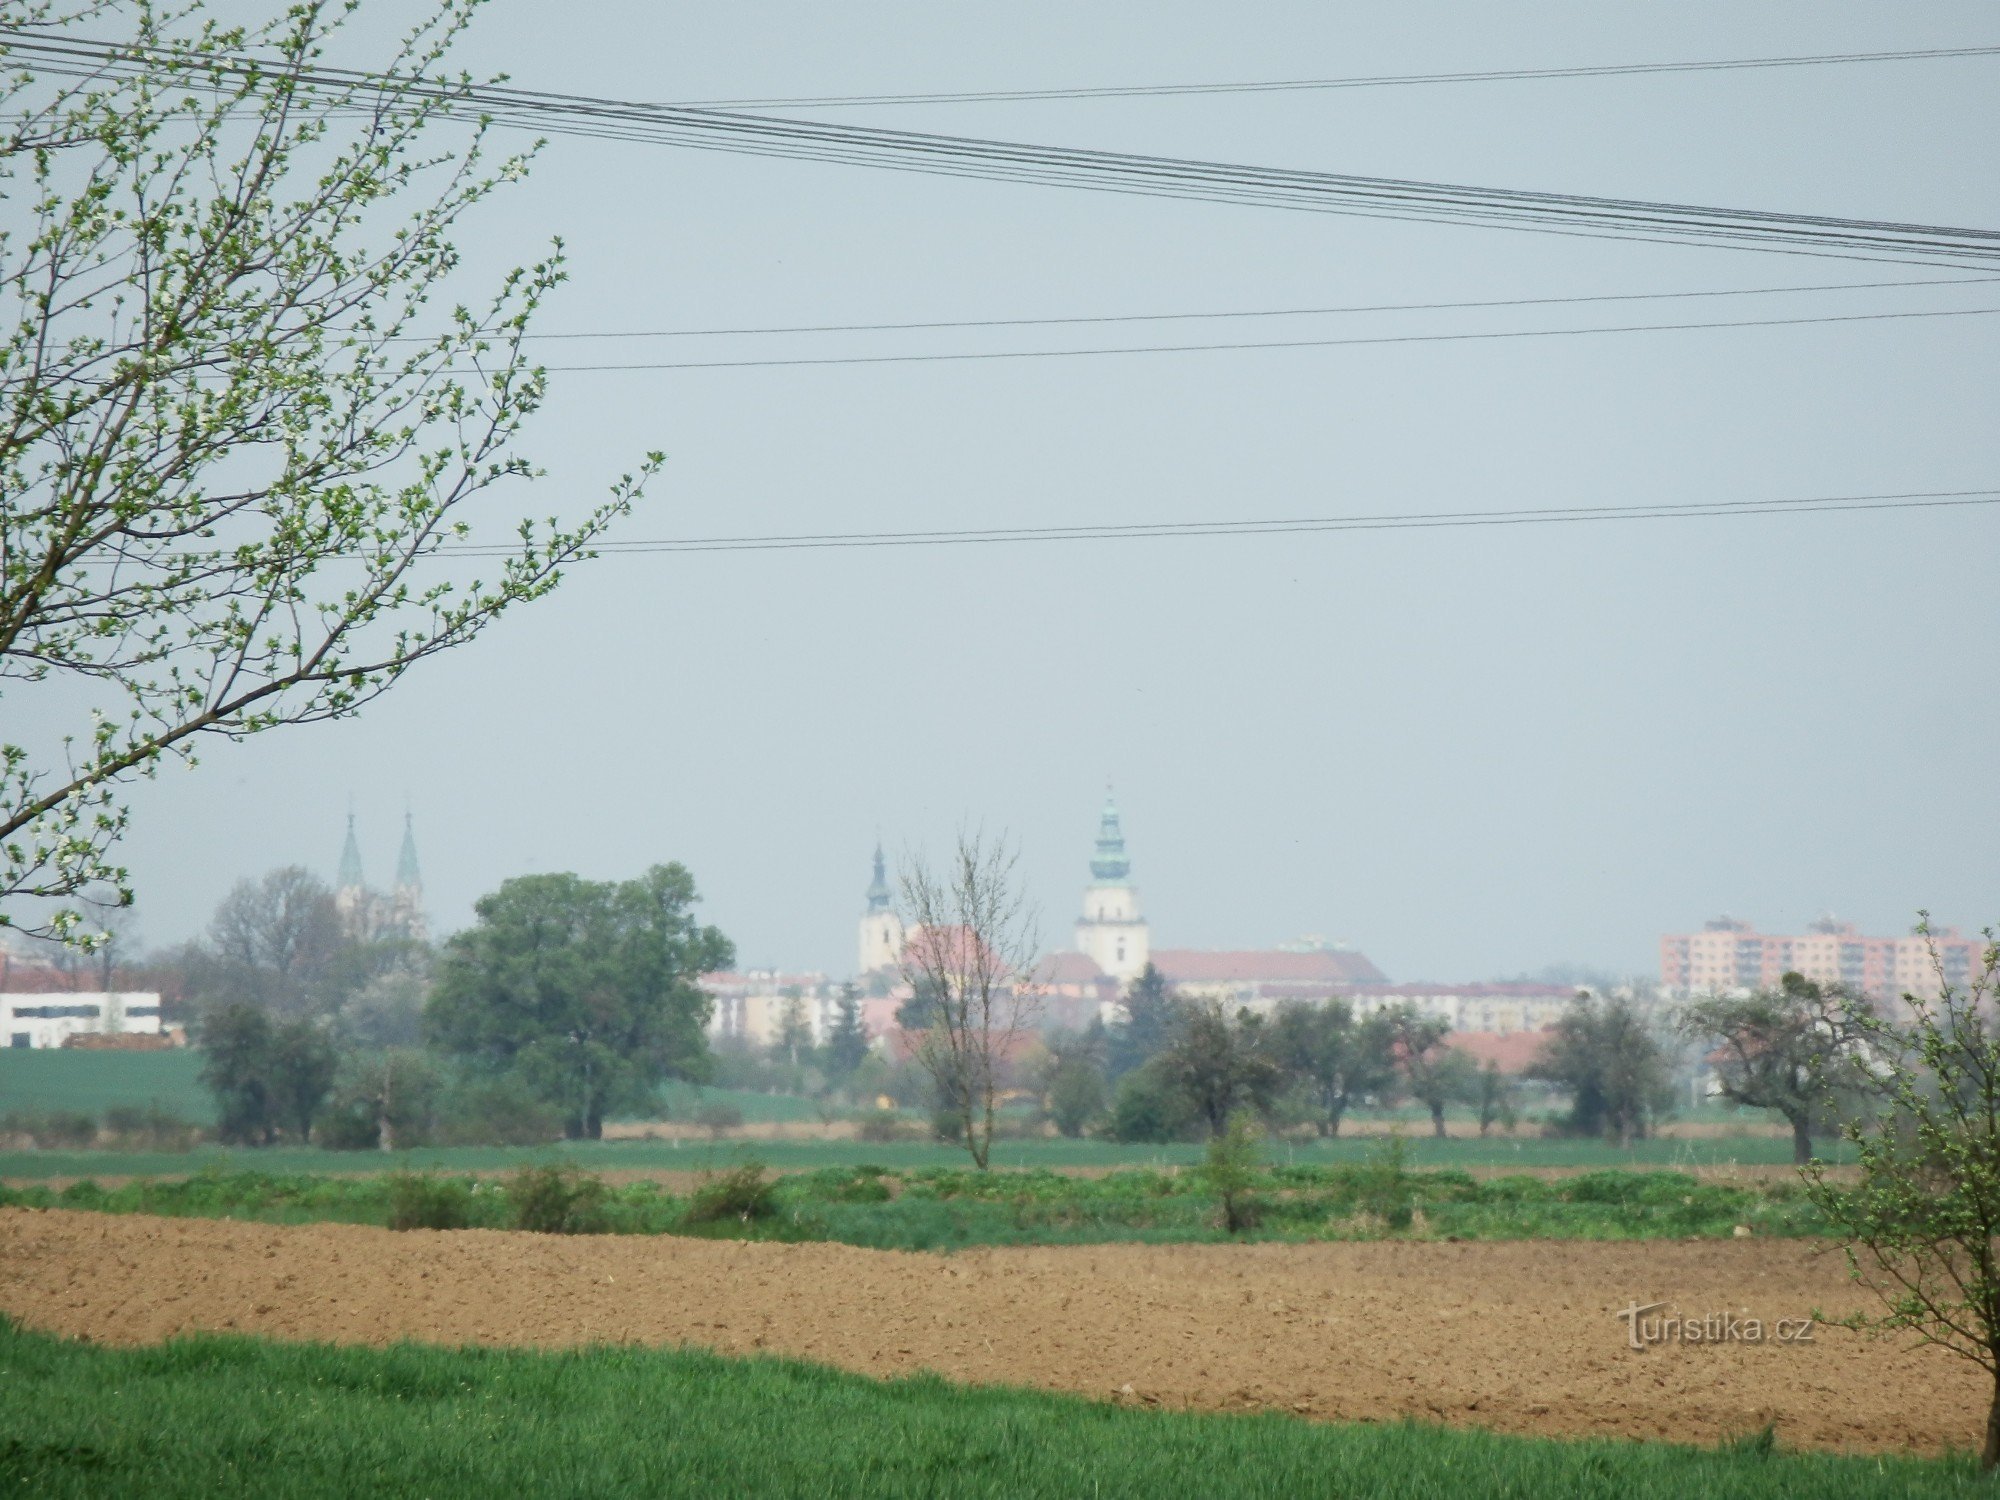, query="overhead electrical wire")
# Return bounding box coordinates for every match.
[429,488,2000,557]
[483,272,2000,342]
[8,32,2000,267]
[480,303,2000,374]
[660,45,2000,109]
